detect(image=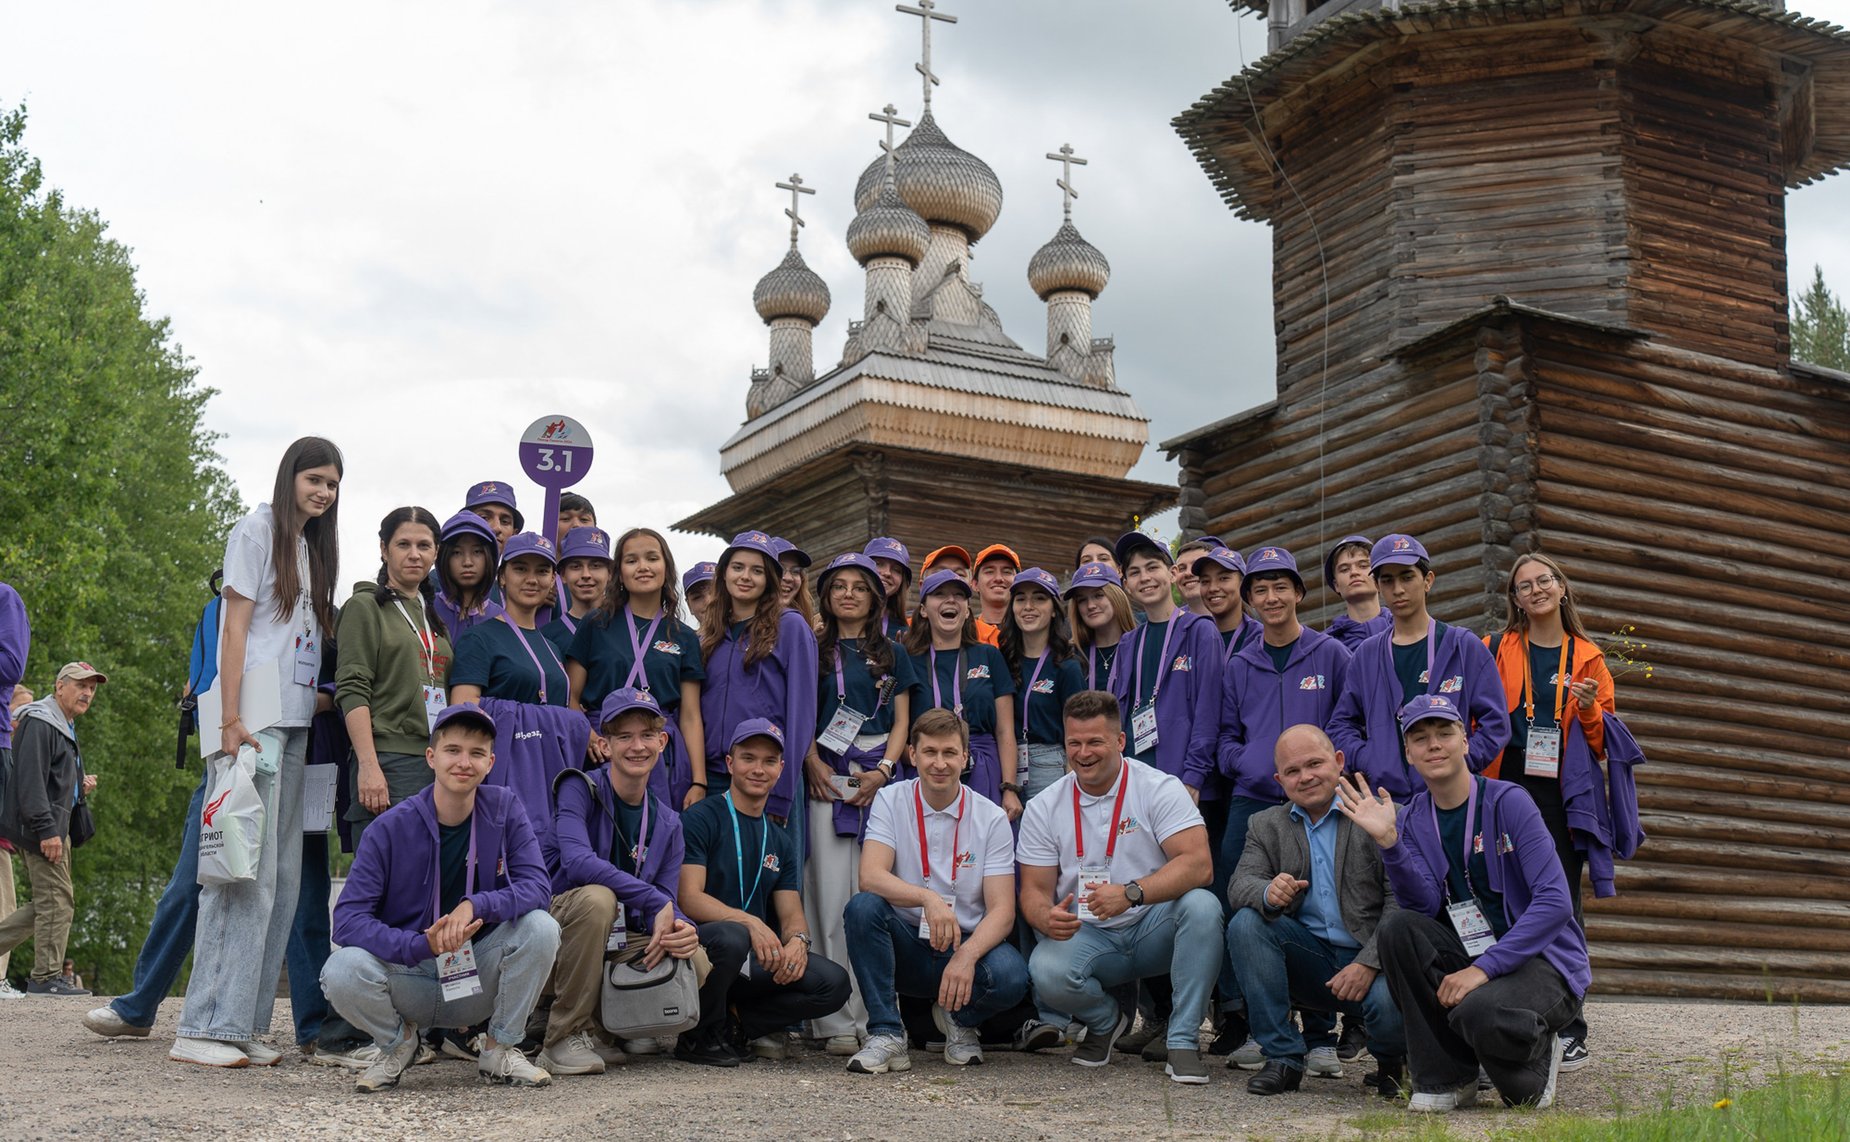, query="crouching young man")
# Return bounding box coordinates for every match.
[842,709,1028,1074]
[1337,695,1588,1113]
[675,718,851,1065]
[542,688,700,1075]
[323,703,561,1093]
[1017,690,1221,1084]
